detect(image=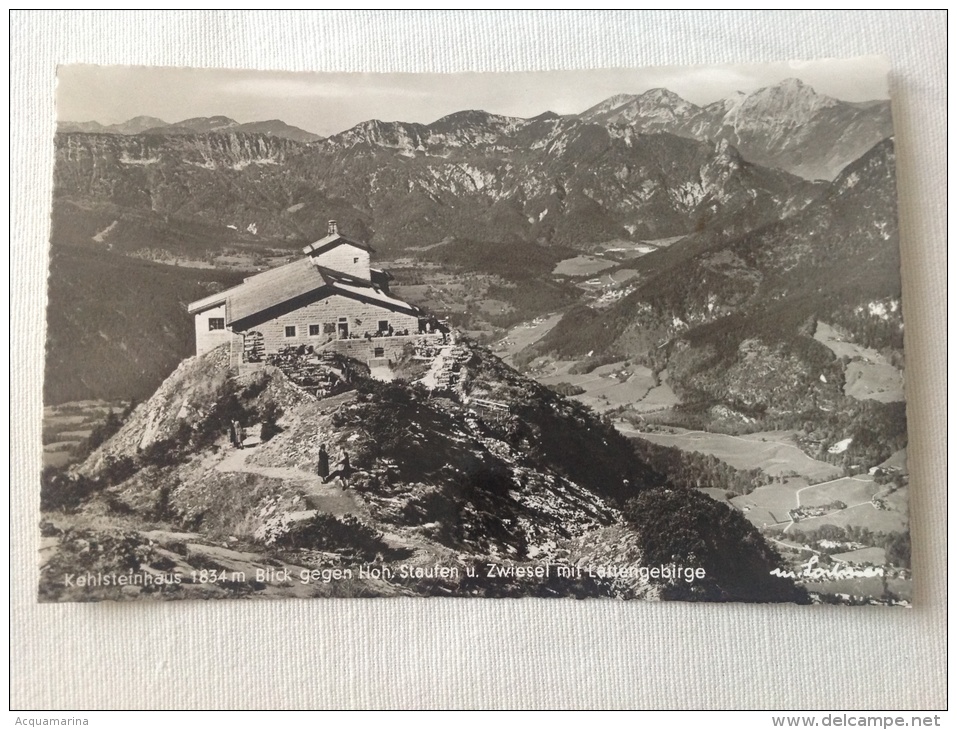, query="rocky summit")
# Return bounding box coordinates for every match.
[39,338,805,603]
